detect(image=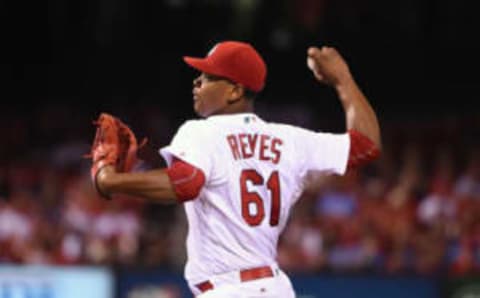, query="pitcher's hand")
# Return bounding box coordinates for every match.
[307,46,353,87]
